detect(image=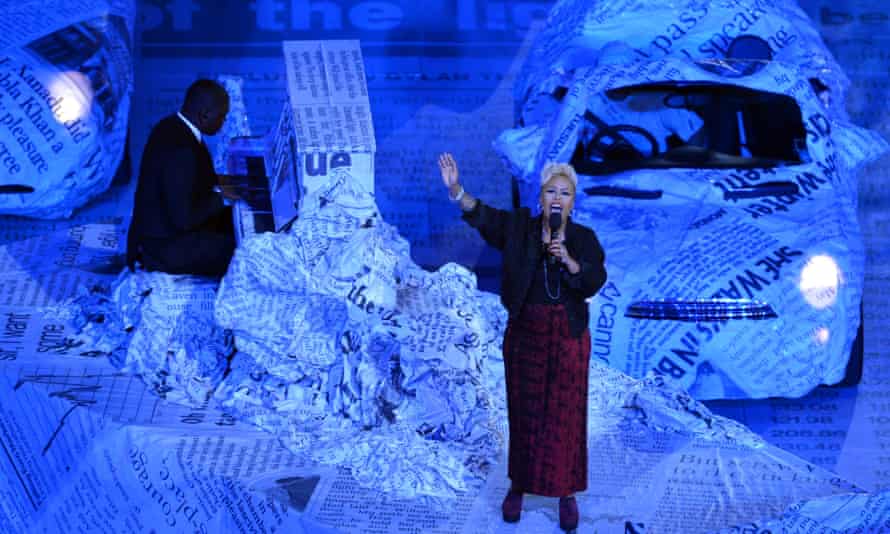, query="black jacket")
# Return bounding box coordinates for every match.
[127,115,227,250]
[462,200,607,337]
